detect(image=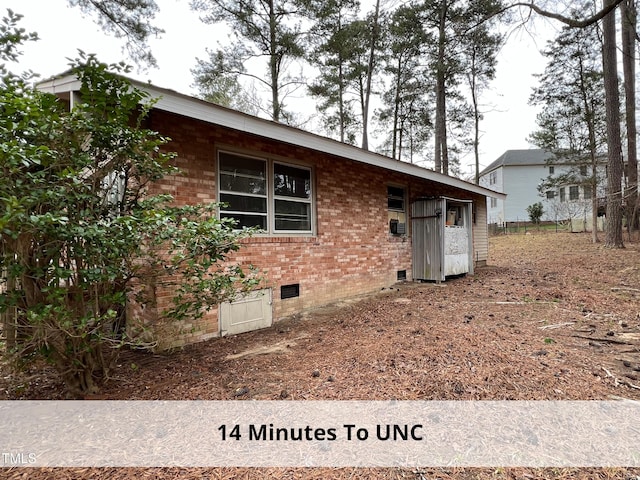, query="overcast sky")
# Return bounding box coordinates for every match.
[8,0,558,178]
